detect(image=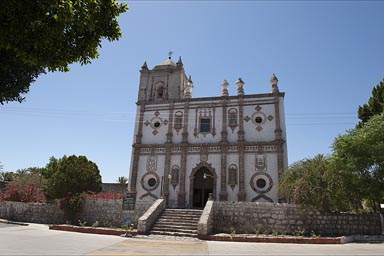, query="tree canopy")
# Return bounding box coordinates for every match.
[117,176,128,184]
[45,155,102,199]
[357,79,384,126]
[333,113,384,212]
[279,154,354,212]
[0,0,128,104]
